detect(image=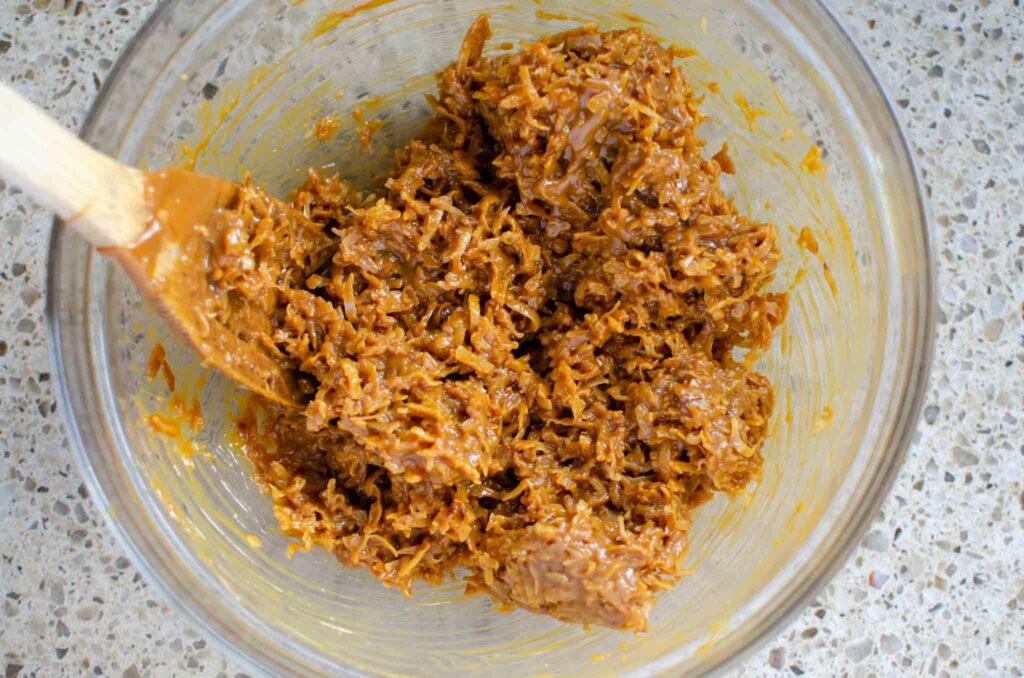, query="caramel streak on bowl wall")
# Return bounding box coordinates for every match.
[307,0,401,40]
[133,335,271,558]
